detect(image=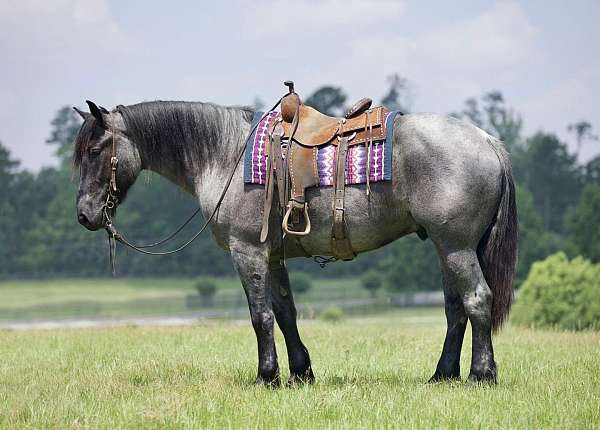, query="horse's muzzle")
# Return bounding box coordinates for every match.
[77,208,104,231]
